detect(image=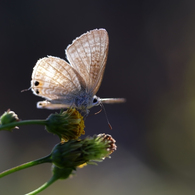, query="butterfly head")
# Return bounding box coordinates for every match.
[75,94,101,110]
